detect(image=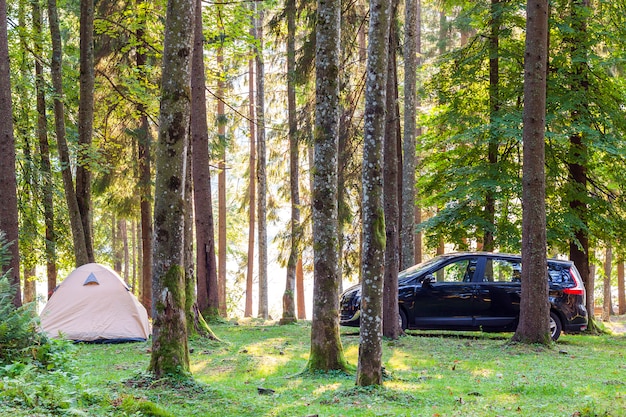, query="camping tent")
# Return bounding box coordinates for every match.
[40,263,151,342]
